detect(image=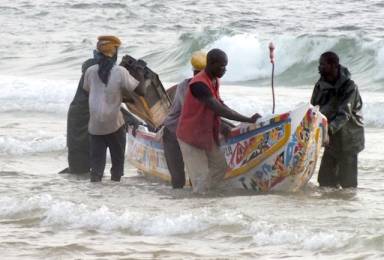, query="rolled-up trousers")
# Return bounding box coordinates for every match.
[178,139,227,193]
